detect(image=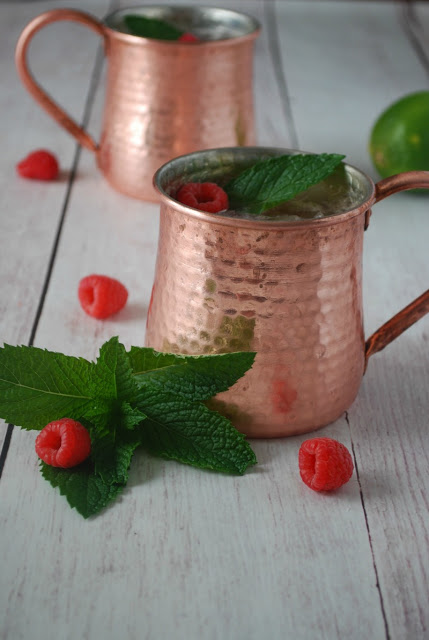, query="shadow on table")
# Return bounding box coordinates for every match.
[117,302,148,324]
